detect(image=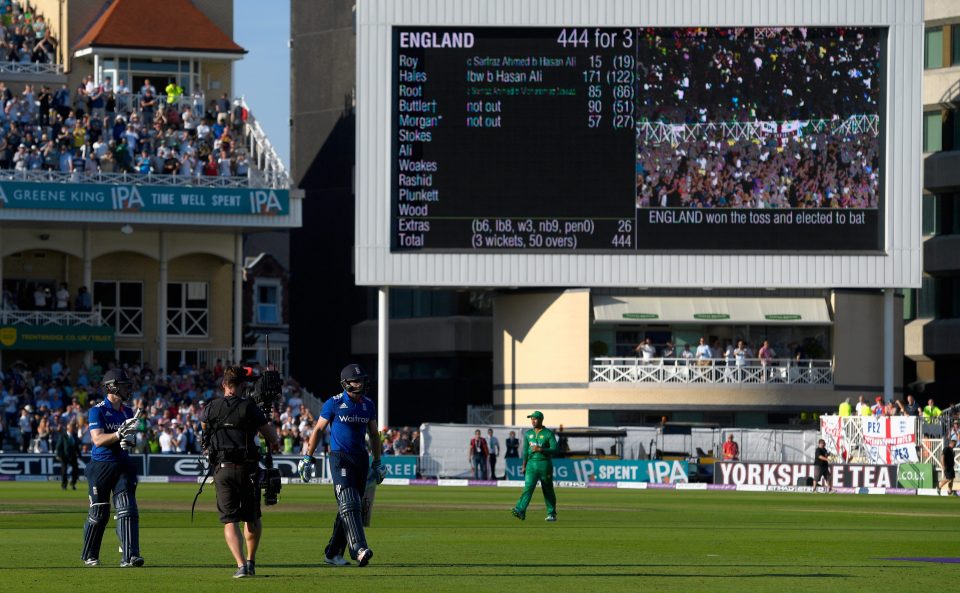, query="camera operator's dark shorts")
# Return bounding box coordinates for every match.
[814,465,831,483]
[944,466,955,481]
[214,462,260,524]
